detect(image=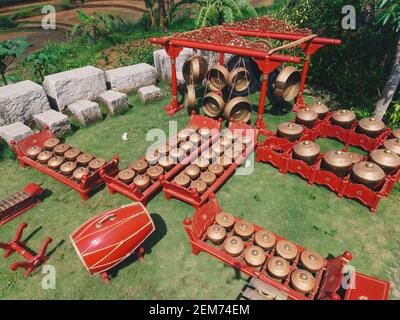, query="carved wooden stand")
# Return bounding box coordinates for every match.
[11,129,119,201]
[183,195,390,300]
[256,115,399,212]
[0,223,52,276]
